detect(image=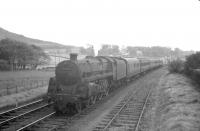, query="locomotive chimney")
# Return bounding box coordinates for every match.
[70,53,78,61]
